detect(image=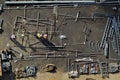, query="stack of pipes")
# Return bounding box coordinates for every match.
[100,17,112,49]
[111,17,120,55]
